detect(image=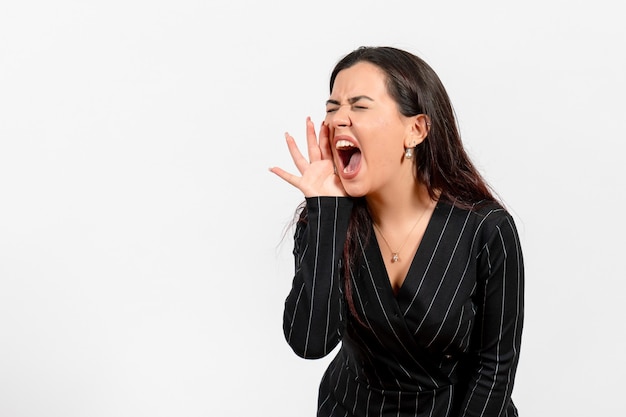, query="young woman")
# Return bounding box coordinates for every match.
[270,46,524,417]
